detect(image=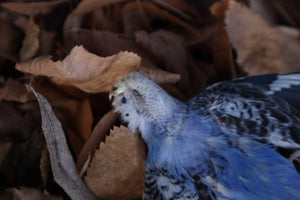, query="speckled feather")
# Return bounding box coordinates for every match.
[110,72,300,200]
